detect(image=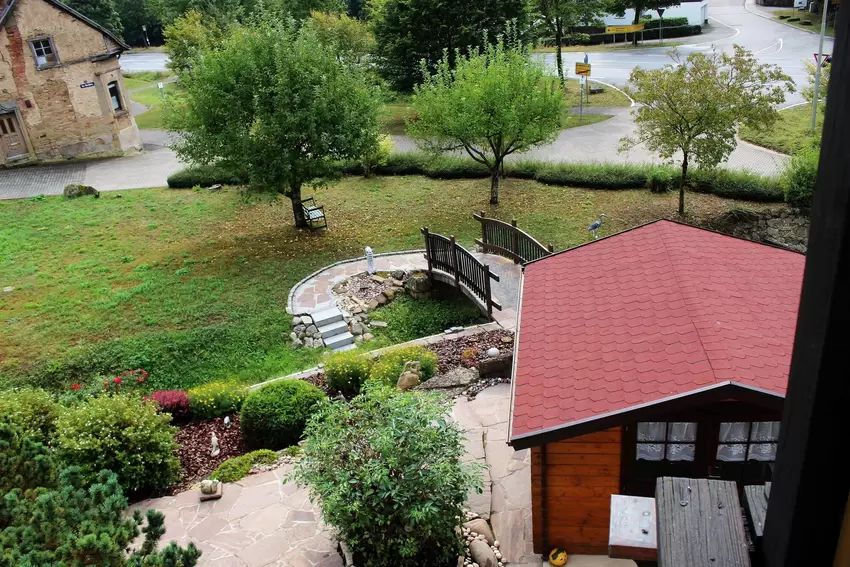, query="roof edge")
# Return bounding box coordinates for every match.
[506,270,527,440]
[508,381,785,450]
[523,217,805,269]
[2,0,130,50]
